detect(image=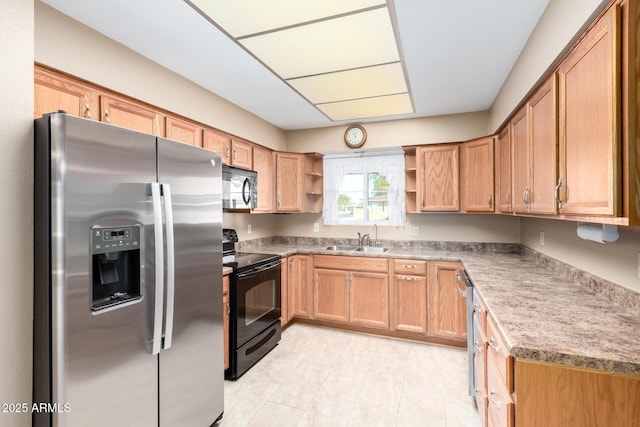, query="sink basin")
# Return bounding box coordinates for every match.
[324,245,358,251]
[354,246,389,253]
